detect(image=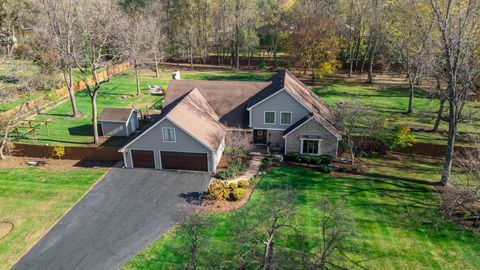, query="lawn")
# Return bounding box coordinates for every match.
[316,82,480,146]
[0,167,106,270]
[124,155,480,270]
[0,59,43,112]
[15,69,273,146]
